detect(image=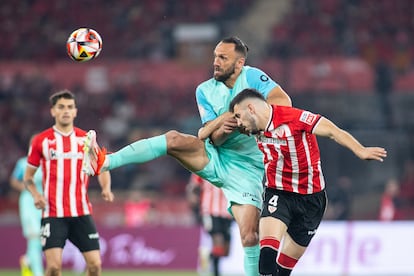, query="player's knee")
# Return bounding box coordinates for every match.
[165,130,185,150]
[46,265,61,276]
[240,231,259,247]
[86,260,102,276]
